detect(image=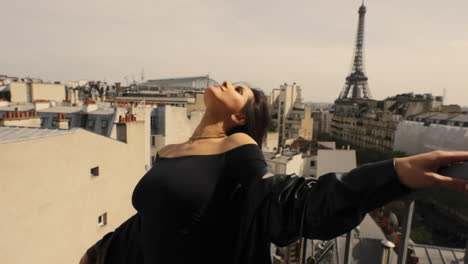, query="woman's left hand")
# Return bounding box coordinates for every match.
[394,150,468,192]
